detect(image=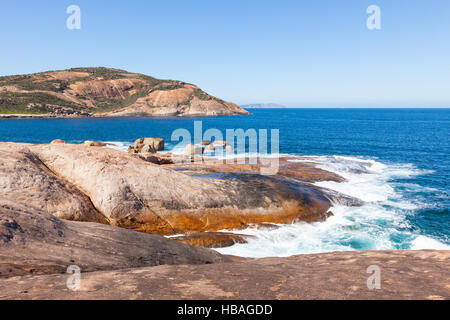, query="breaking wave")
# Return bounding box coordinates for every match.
[215,155,450,257]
